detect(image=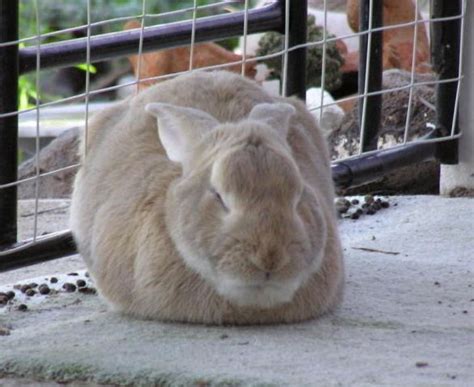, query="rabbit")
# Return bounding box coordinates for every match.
[70,70,344,325]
